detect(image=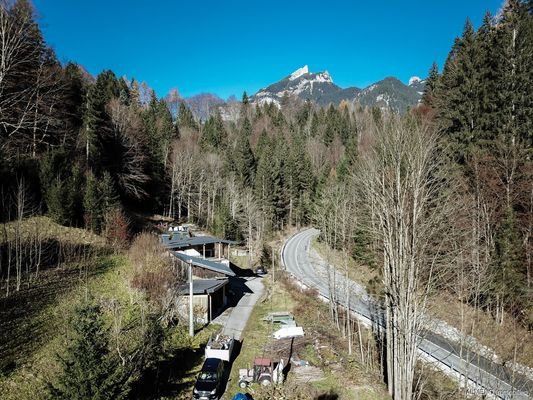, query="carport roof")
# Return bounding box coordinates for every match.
[178,278,228,295]
[171,251,236,277]
[161,235,238,250]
